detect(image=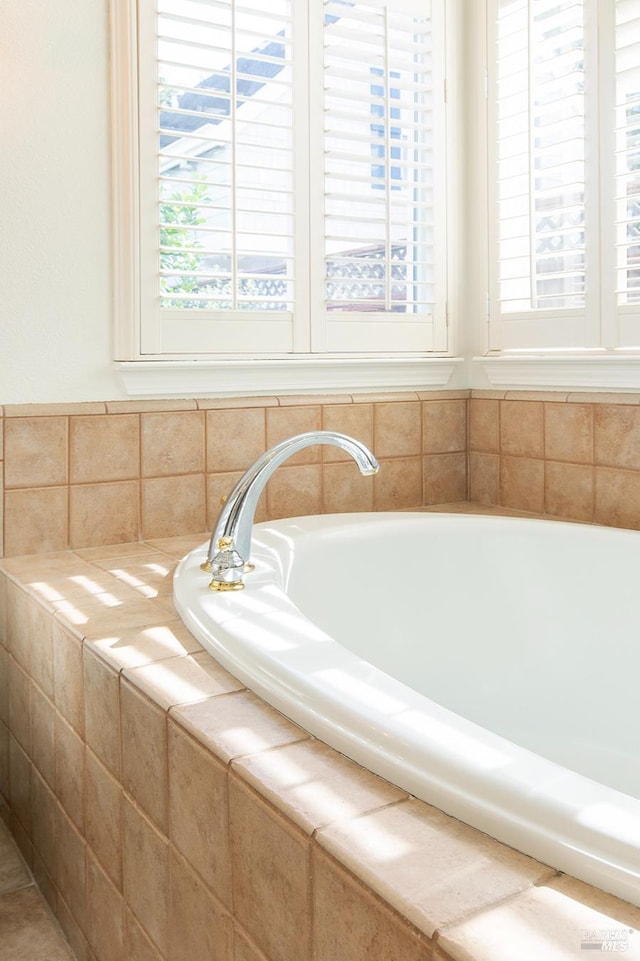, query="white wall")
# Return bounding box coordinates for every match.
[0,0,127,403]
